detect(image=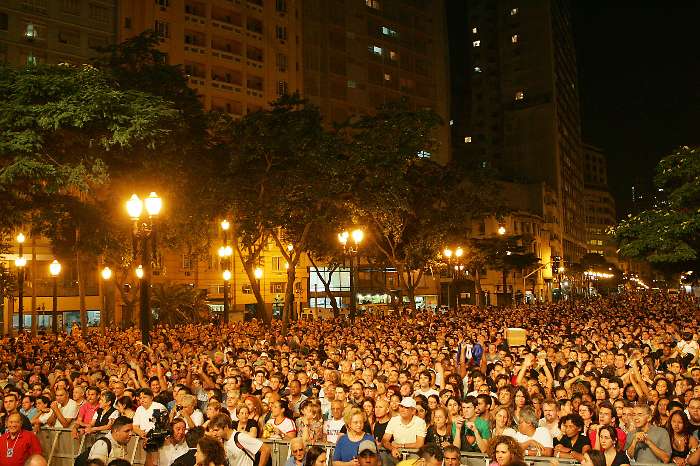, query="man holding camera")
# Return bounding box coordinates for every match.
[133,388,167,439]
[145,418,190,466]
